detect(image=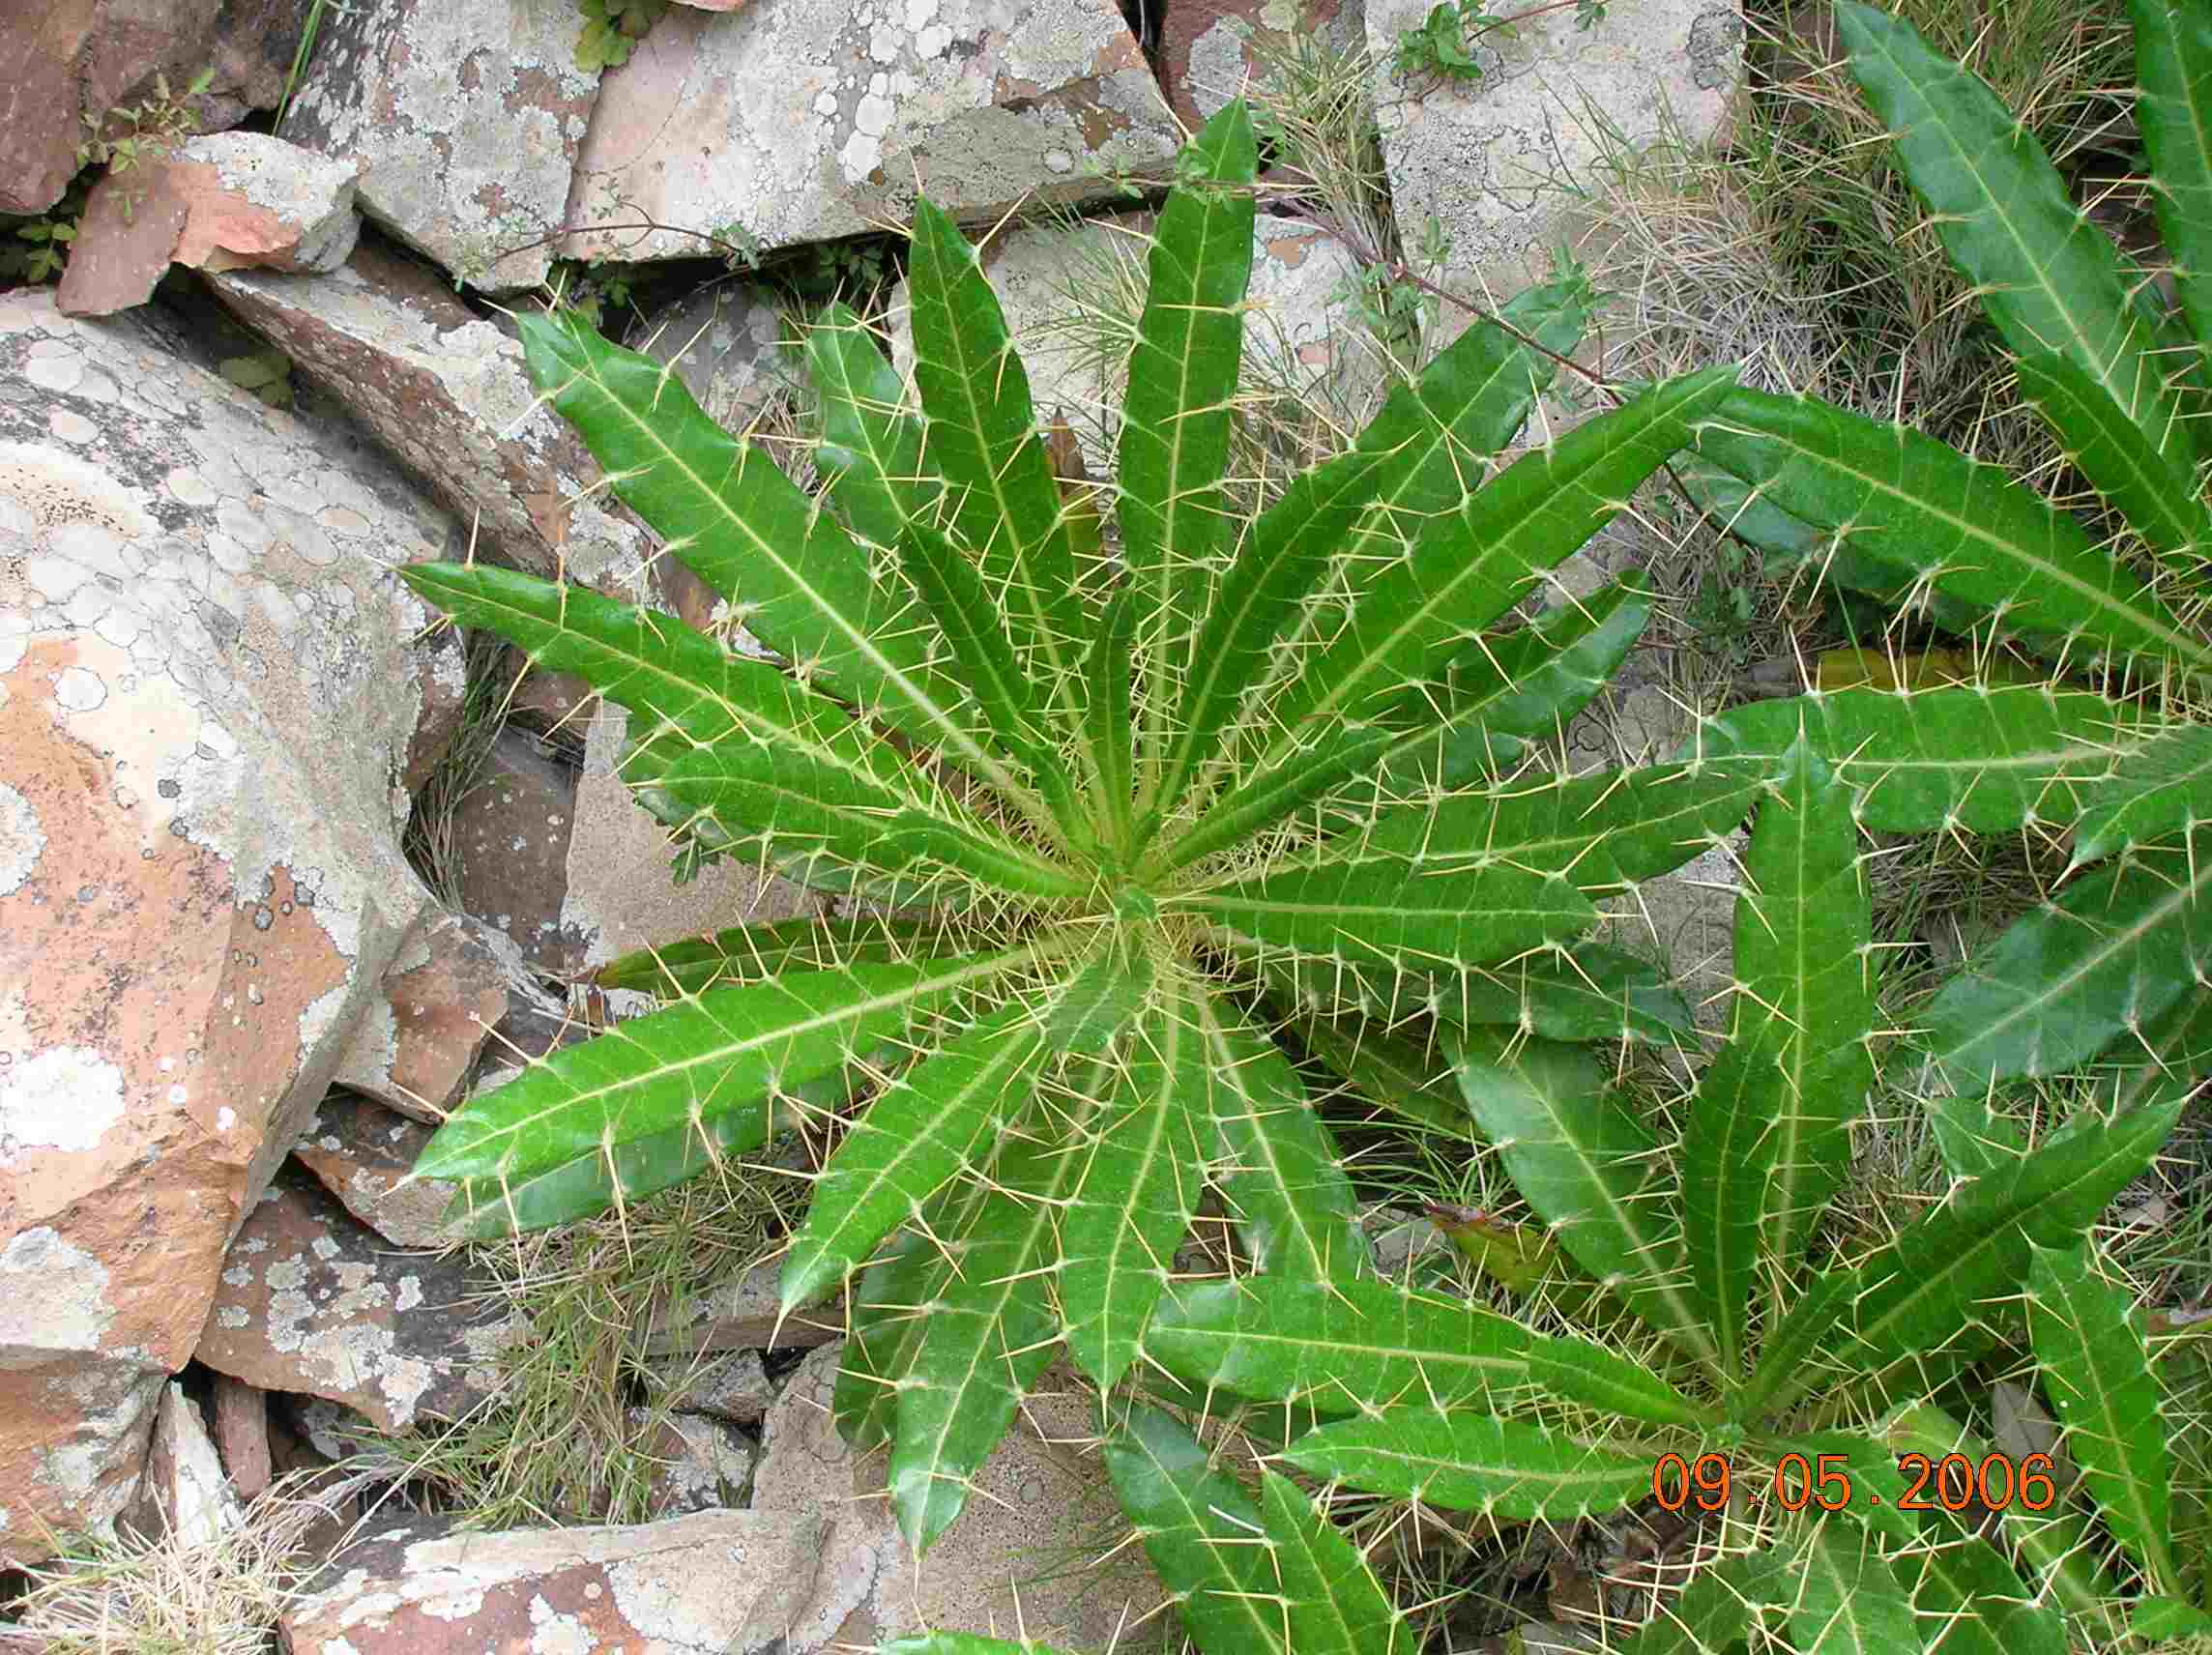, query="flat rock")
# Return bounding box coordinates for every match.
[1158,0,1363,126]
[560,0,1179,266]
[651,1347,773,1424]
[752,1345,1170,1648]
[122,1381,241,1549]
[0,0,310,217]
[0,289,452,1560]
[195,1164,522,1433]
[277,0,600,290]
[630,280,796,435]
[330,908,549,1122]
[280,1509,828,1655]
[642,1258,844,1361]
[631,1408,758,1517]
[1368,0,1743,337]
[451,725,583,970]
[888,209,1376,479]
[290,1092,463,1248]
[209,242,664,599]
[560,701,813,973]
[211,1375,273,1500]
